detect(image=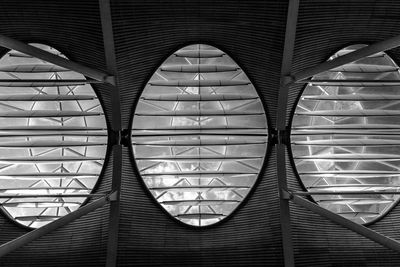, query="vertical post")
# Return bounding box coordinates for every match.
[106,145,122,267]
[276,0,299,266]
[98,0,122,266]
